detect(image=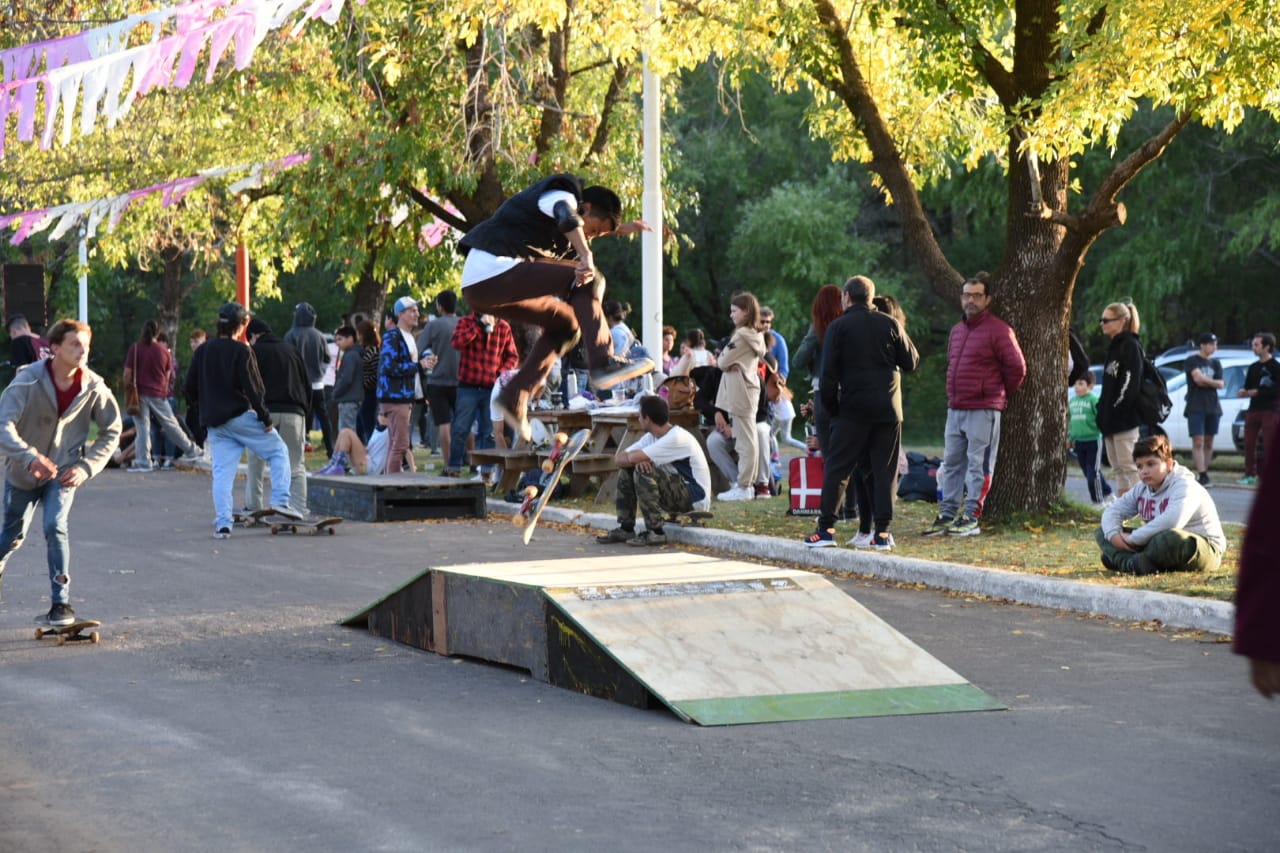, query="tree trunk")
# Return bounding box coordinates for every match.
[156,244,185,346]
[982,132,1075,515]
[349,246,385,325]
